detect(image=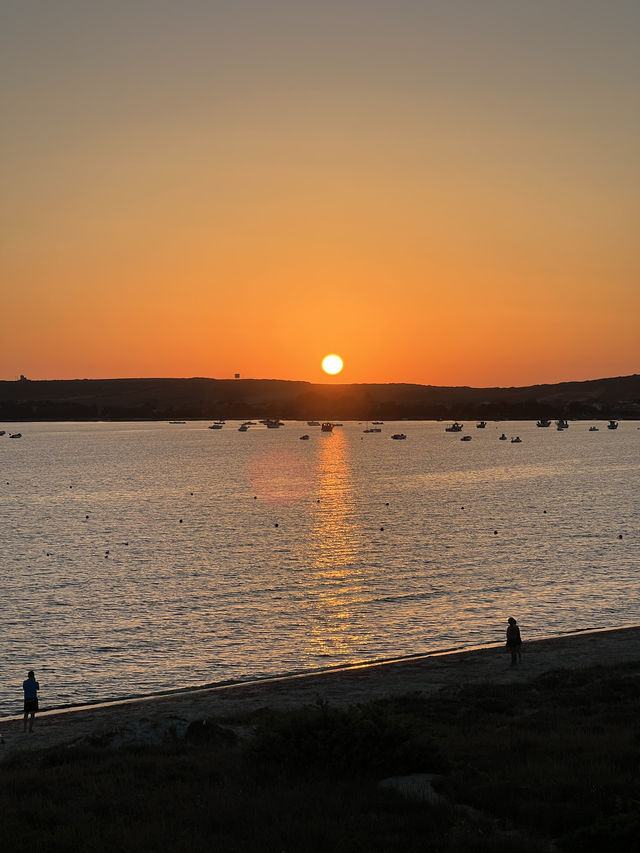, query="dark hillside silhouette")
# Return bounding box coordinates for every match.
[0,374,638,421]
